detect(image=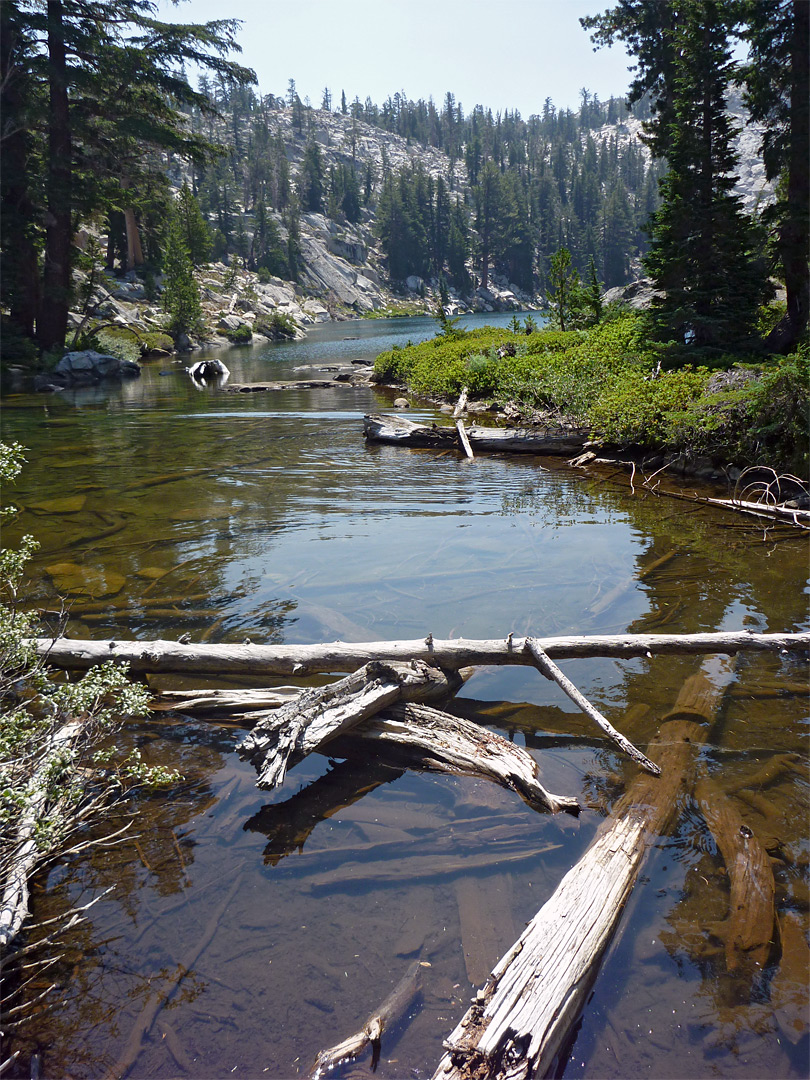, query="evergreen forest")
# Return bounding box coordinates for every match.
[0,0,807,358]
